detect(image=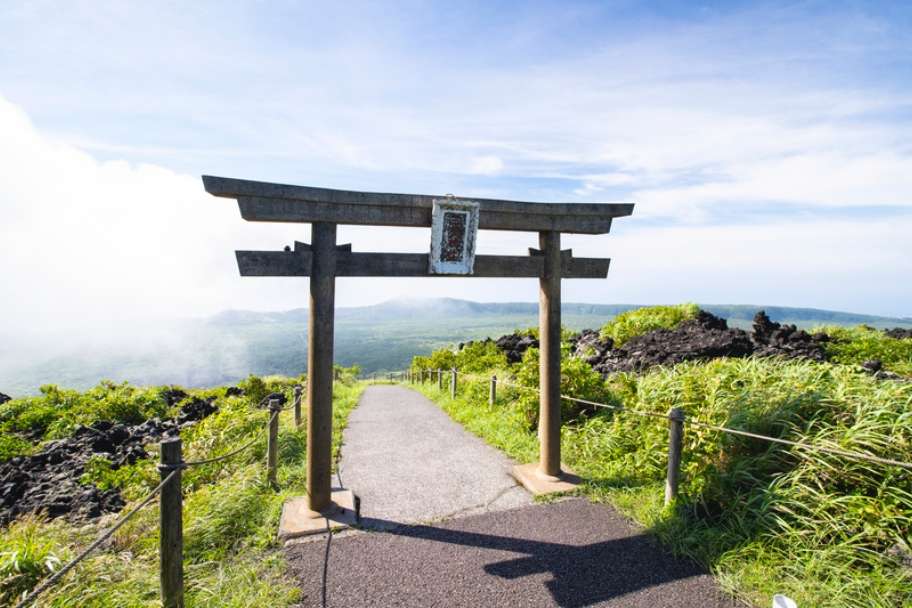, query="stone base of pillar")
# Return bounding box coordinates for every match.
[278,489,358,542]
[511,462,581,496]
